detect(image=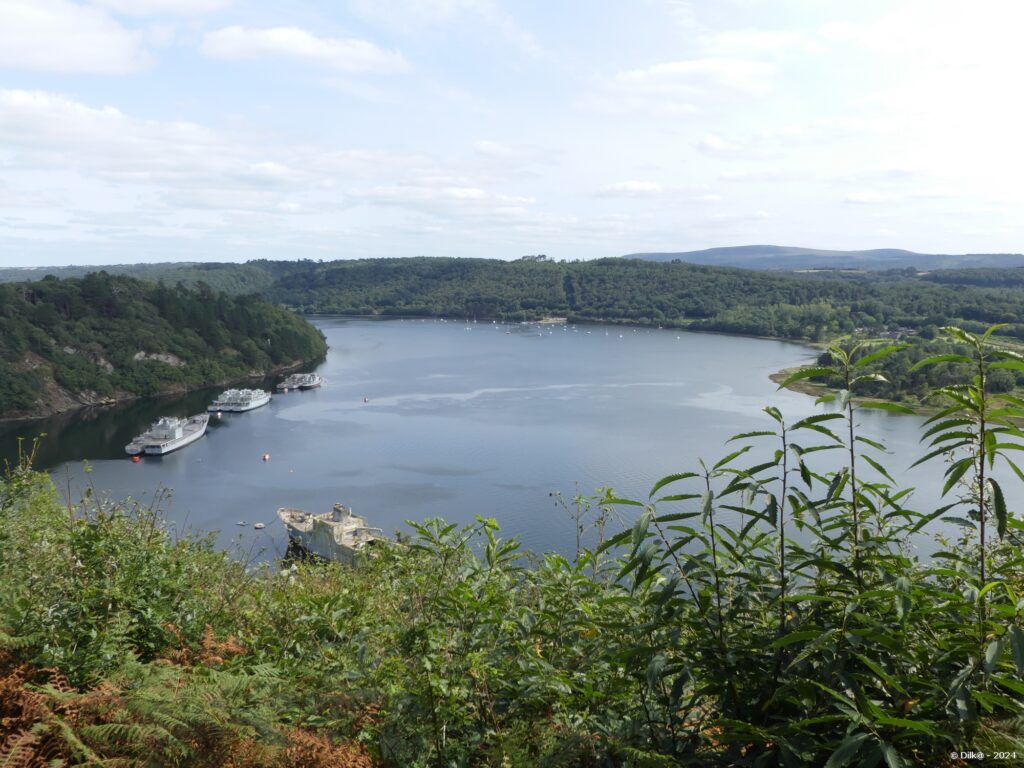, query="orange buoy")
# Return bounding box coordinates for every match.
[131,456,141,463]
